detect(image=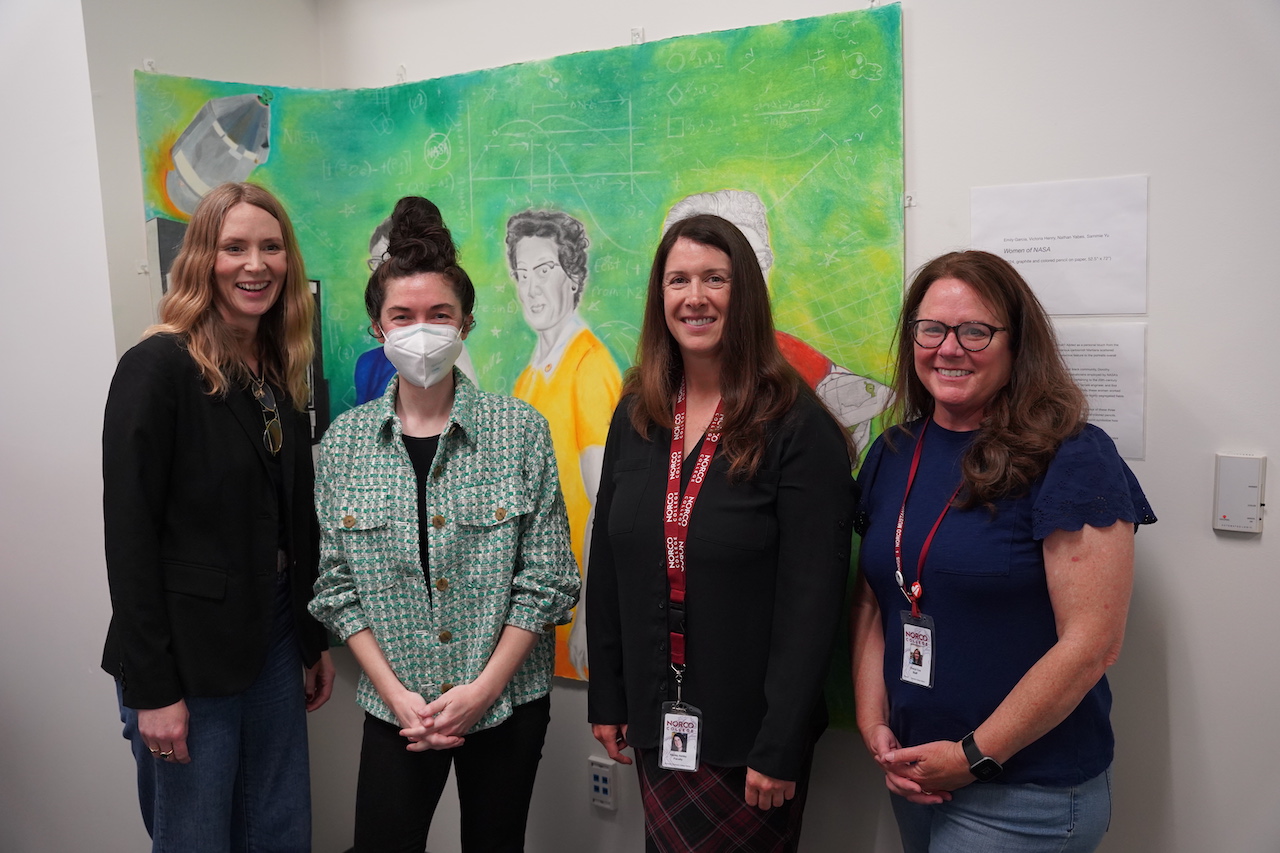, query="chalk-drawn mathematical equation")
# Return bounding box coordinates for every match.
[320,151,413,180]
[664,47,725,74]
